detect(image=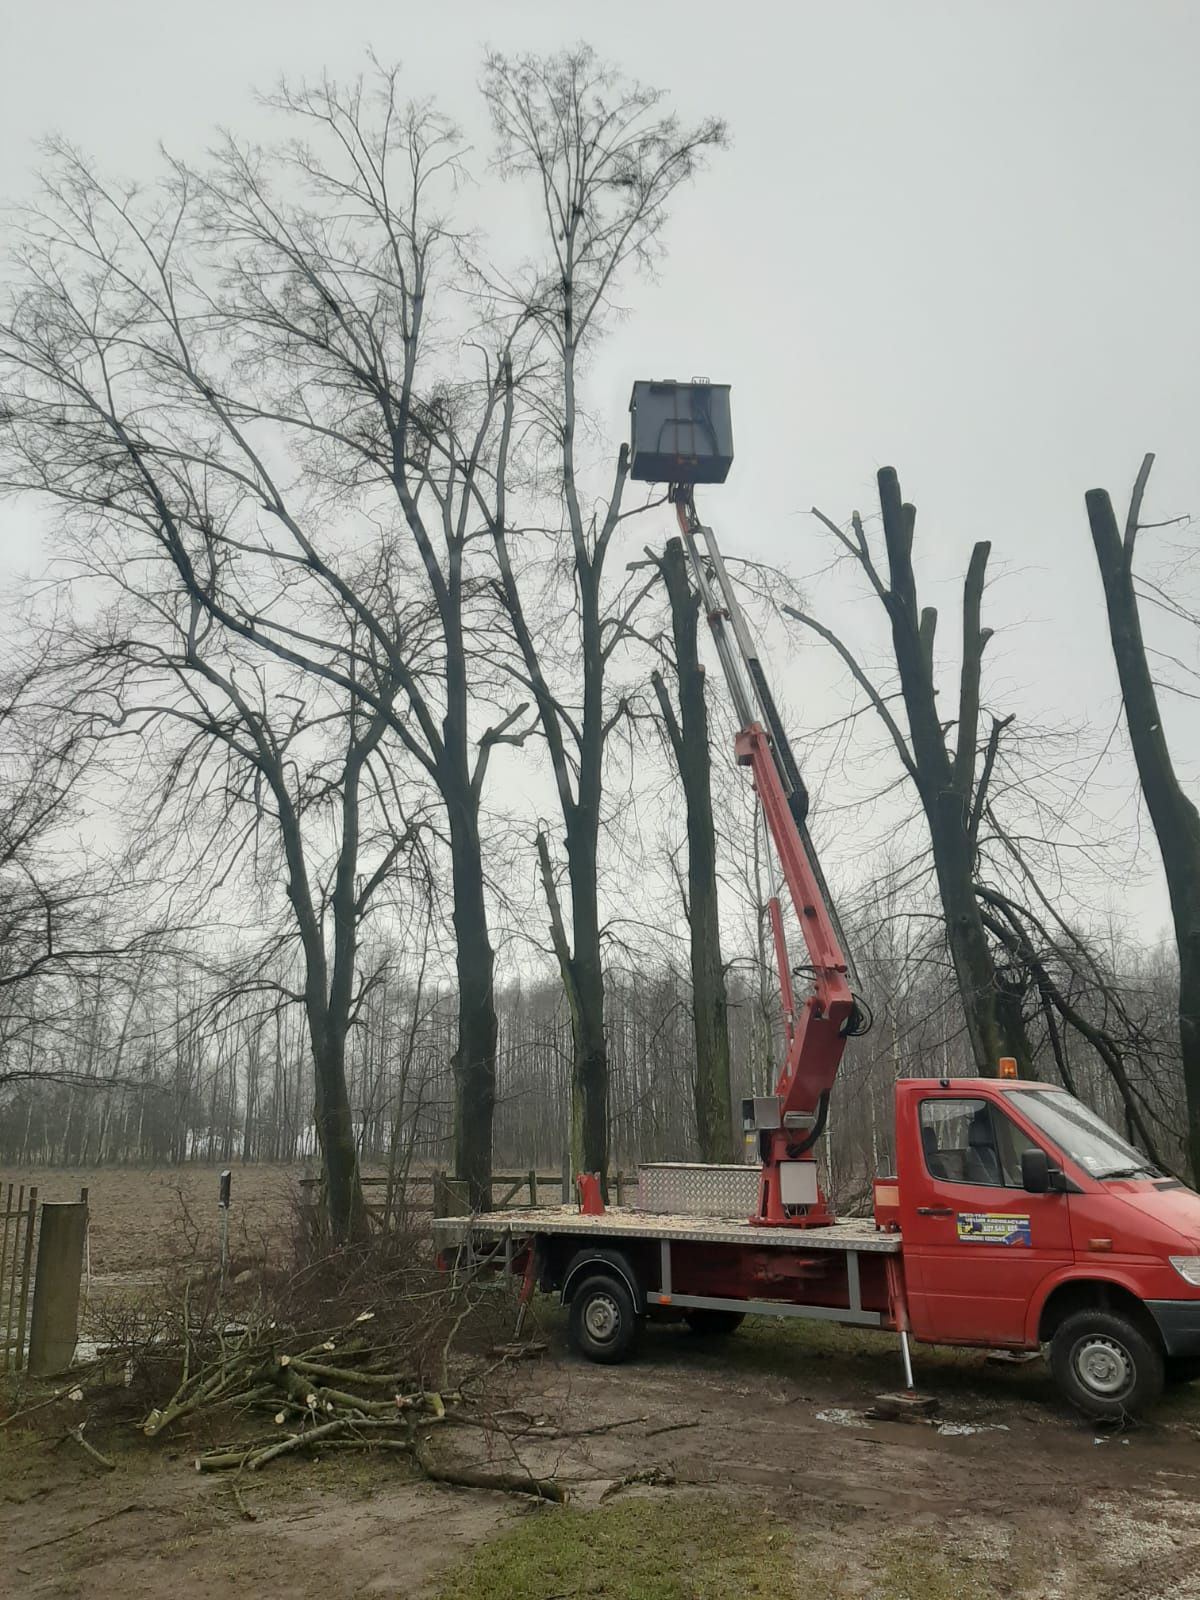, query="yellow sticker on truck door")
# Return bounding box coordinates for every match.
[956,1213,1032,1246]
